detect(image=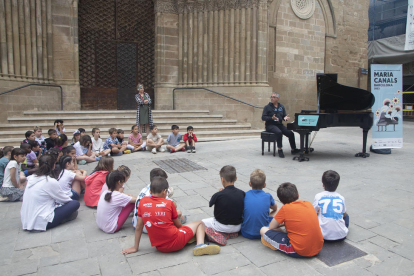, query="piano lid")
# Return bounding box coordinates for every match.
[317,73,375,112]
